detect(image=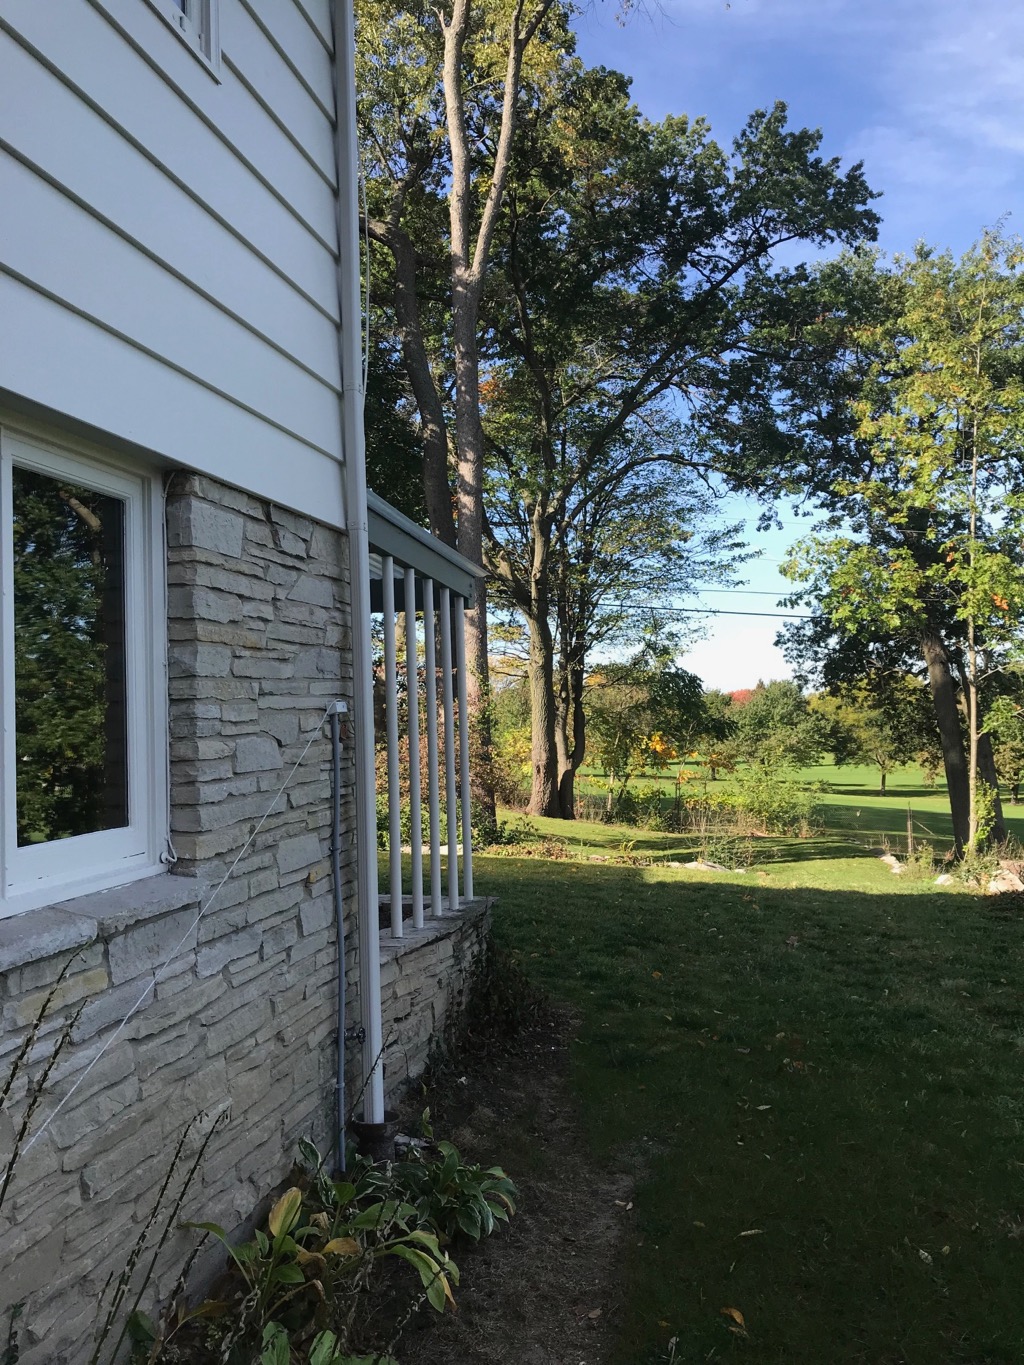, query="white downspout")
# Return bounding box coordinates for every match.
[332,0,384,1126]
